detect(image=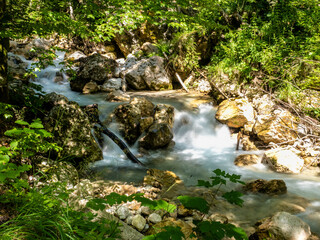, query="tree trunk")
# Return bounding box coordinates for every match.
[0,0,9,103]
